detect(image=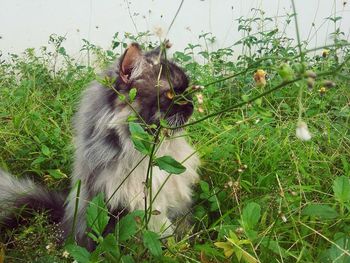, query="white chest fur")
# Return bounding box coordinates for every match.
[93,134,200,233]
